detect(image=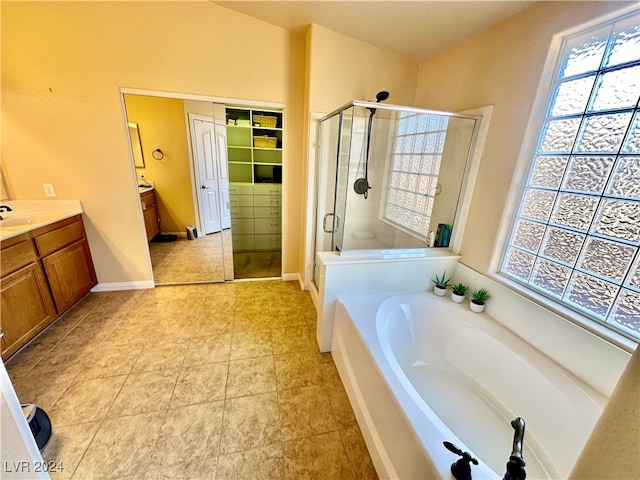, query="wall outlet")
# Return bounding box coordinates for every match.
[43,183,57,197]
